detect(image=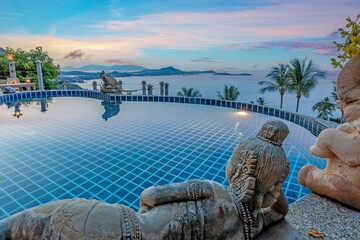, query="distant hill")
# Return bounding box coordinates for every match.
[62,64,147,71]
[60,66,251,82]
[136,66,185,76]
